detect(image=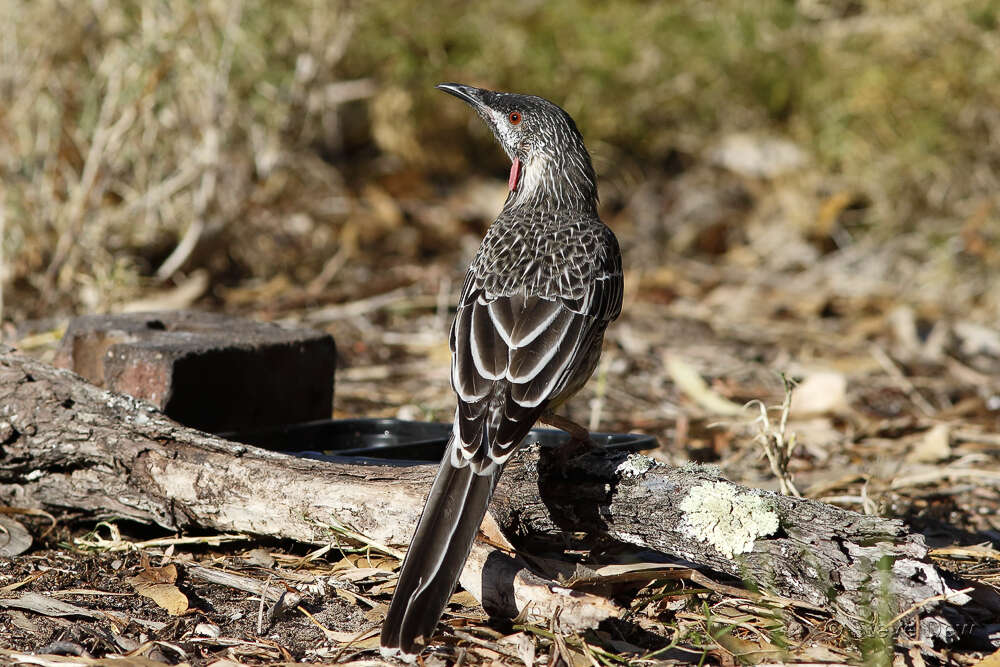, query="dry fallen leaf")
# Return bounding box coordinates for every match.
[713,628,785,665]
[320,627,381,647]
[665,354,743,415]
[336,567,393,583]
[0,649,181,667]
[0,515,33,557]
[118,269,208,313]
[906,423,952,463]
[337,553,399,571]
[789,371,848,416]
[0,592,100,619]
[498,632,536,667]
[589,561,694,585]
[448,590,481,608]
[127,555,189,616]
